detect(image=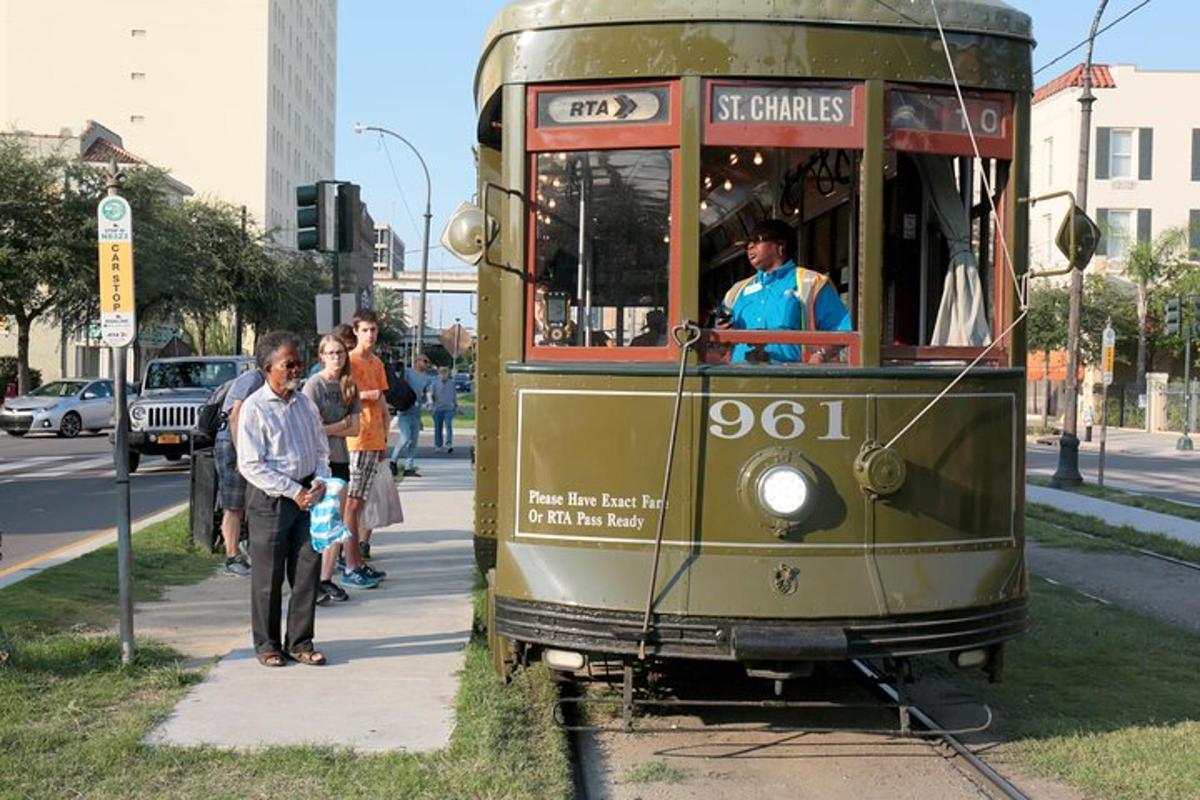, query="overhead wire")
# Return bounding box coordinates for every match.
[1033,0,1153,76]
